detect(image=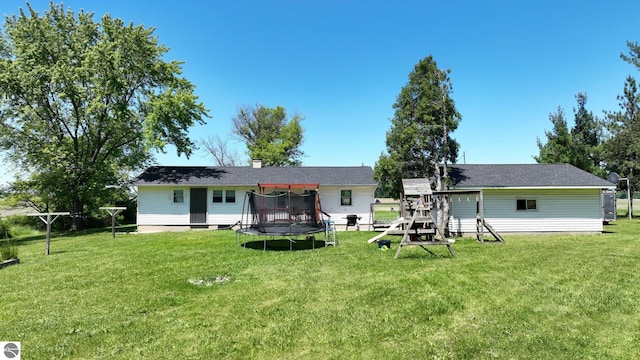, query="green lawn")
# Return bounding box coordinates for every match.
[2,222,640,359]
[616,198,638,218]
